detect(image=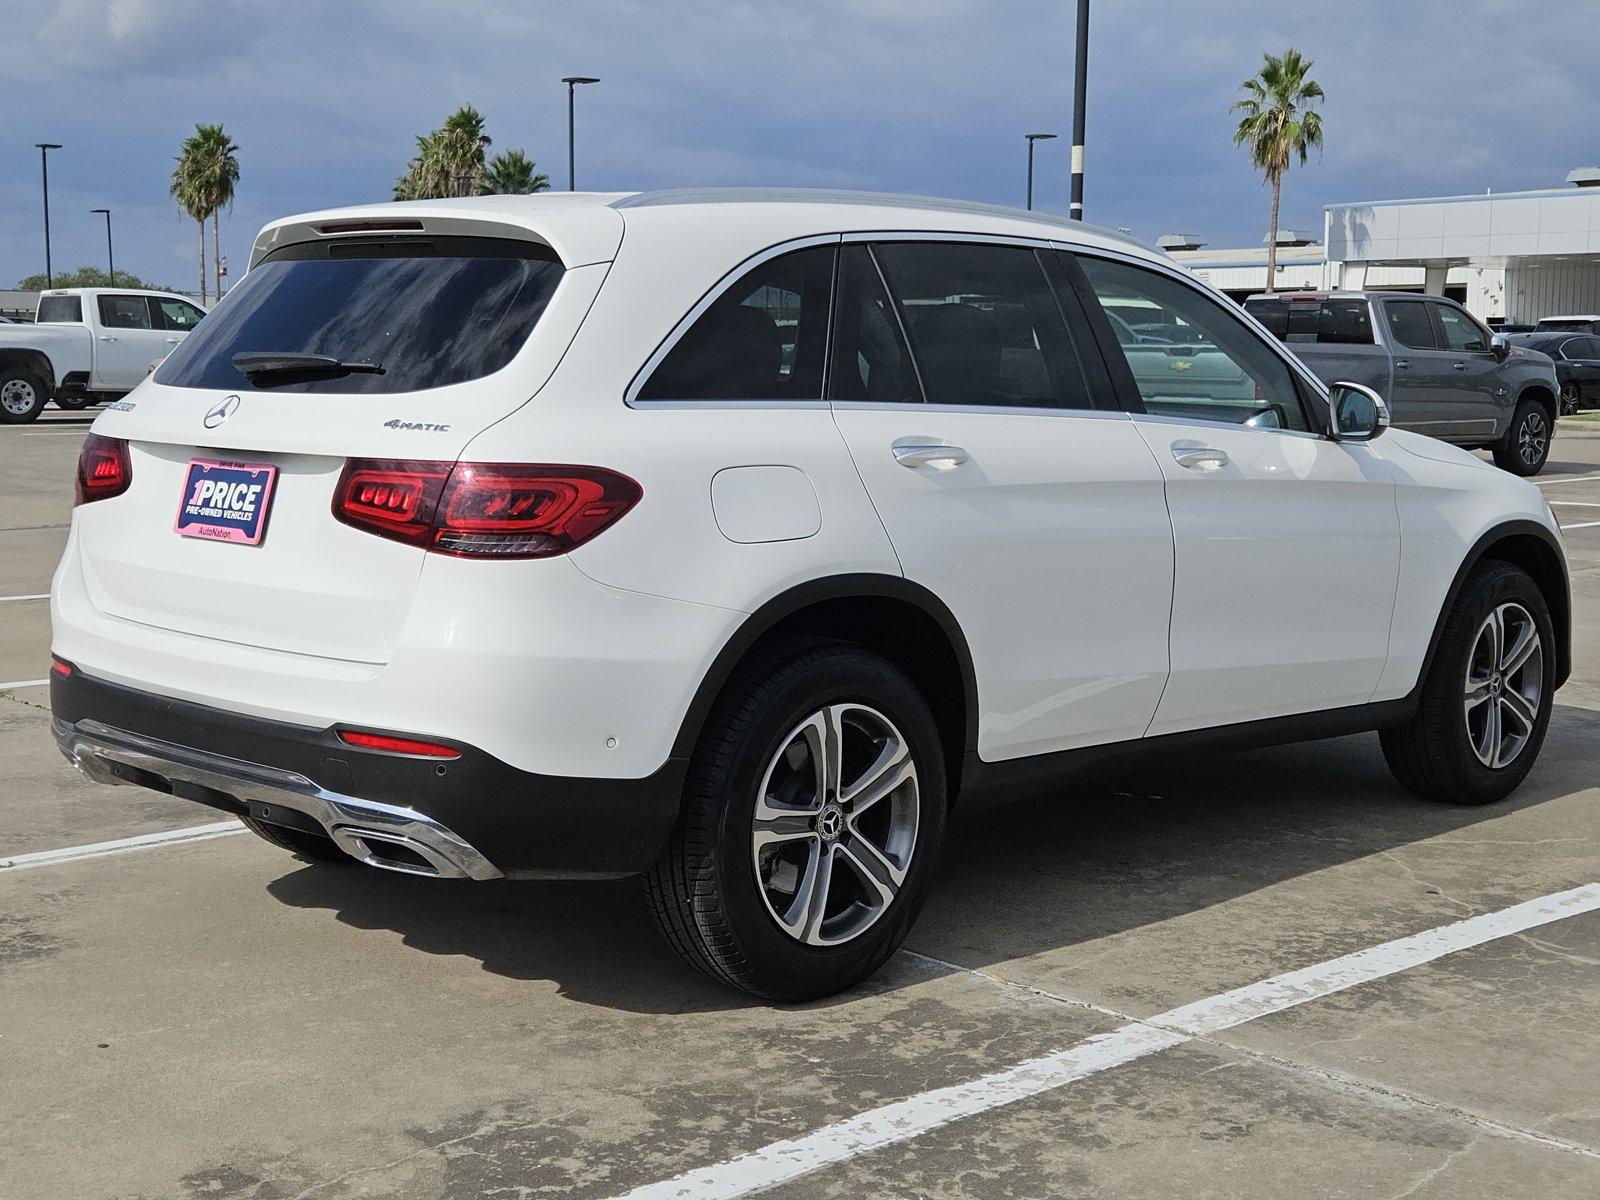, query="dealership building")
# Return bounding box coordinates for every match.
[1165,170,1600,326]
